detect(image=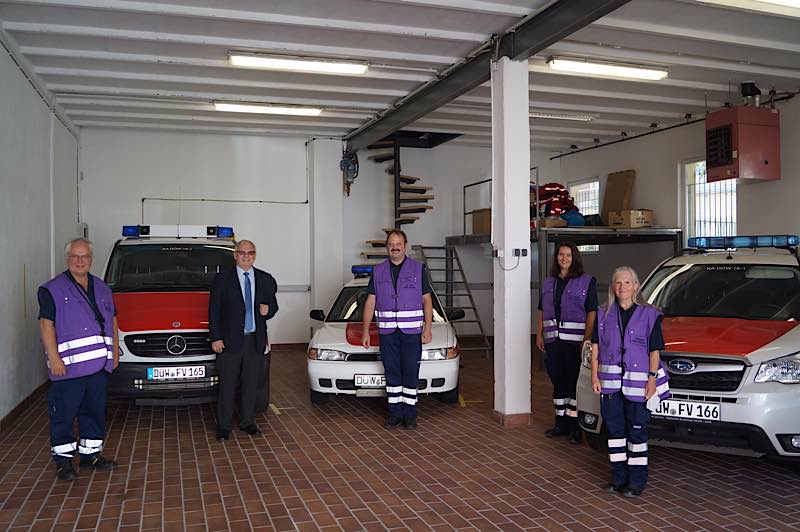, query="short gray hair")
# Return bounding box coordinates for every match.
[64,237,94,258]
[235,239,256,251]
